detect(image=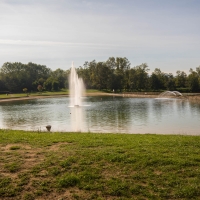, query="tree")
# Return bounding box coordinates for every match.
[37,85,43,93]
[164,73,176,90]
[152,68,165,90]
[150,73,160,90]
[187,69,199,92]
[43,77,60,91]
[52,80,59,91]
[23,88,28,96]
[133,63,149,91]
[196,66,200,76]
[51,68,67,89]
[115,57,131,91]
[128,68,137,91]
[0,62,26,92]
[0,62,51,92]
[175,70,187,88]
